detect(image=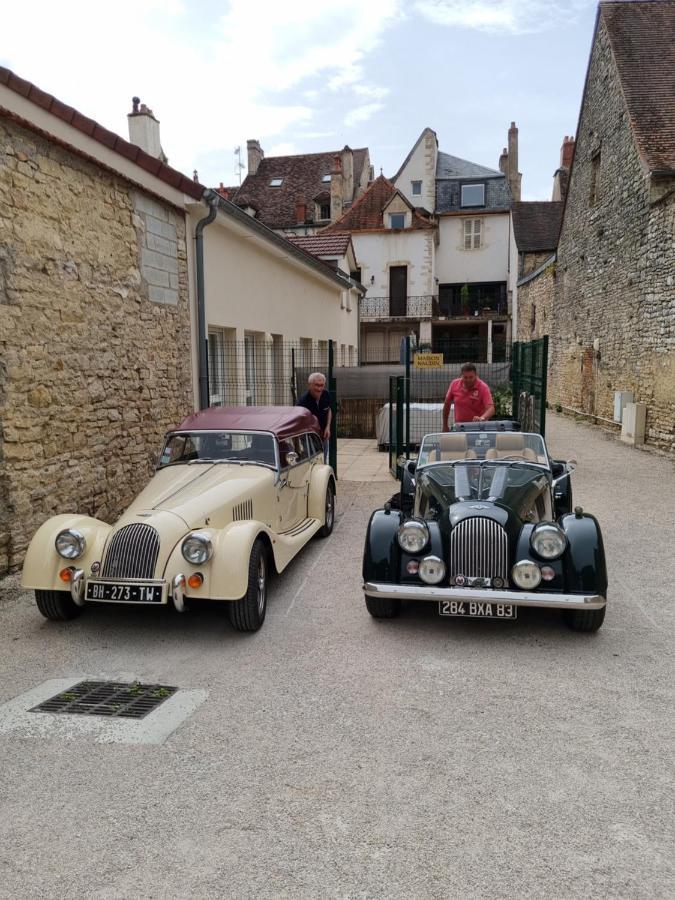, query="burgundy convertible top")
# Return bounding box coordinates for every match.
[173,406,321,440]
